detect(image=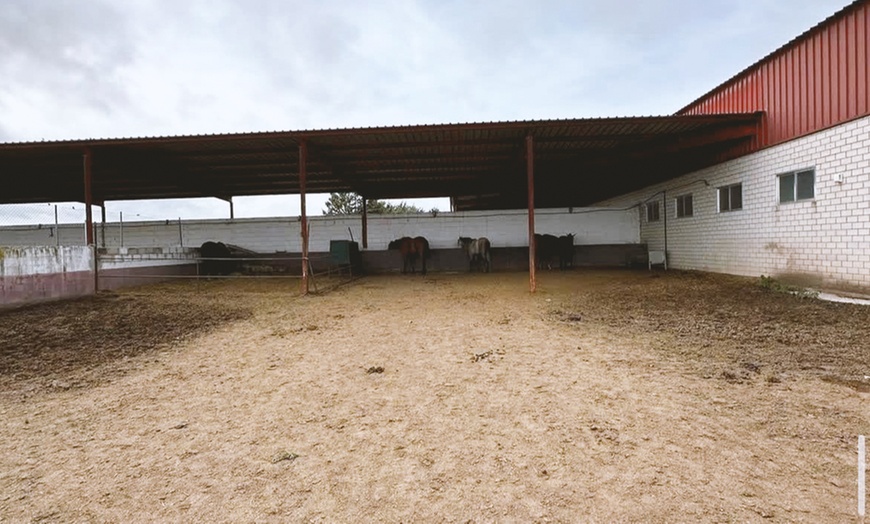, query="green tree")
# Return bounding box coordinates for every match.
[323,193,425,215]
[323,192,362,215]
